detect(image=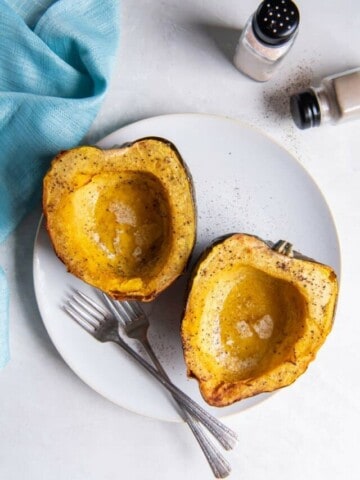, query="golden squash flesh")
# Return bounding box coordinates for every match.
[43,137,196,301]
[181,234,338,406]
